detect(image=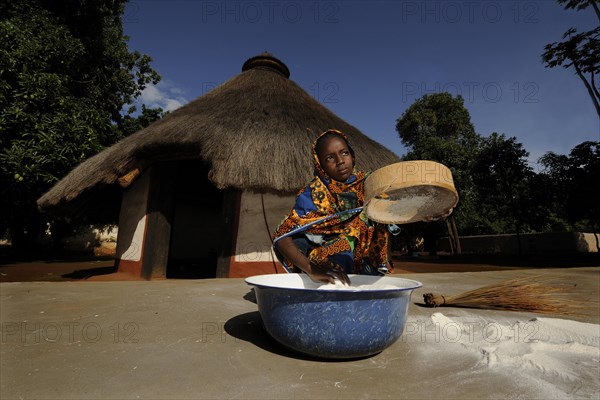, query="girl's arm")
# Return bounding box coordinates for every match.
[275,236,350,285]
